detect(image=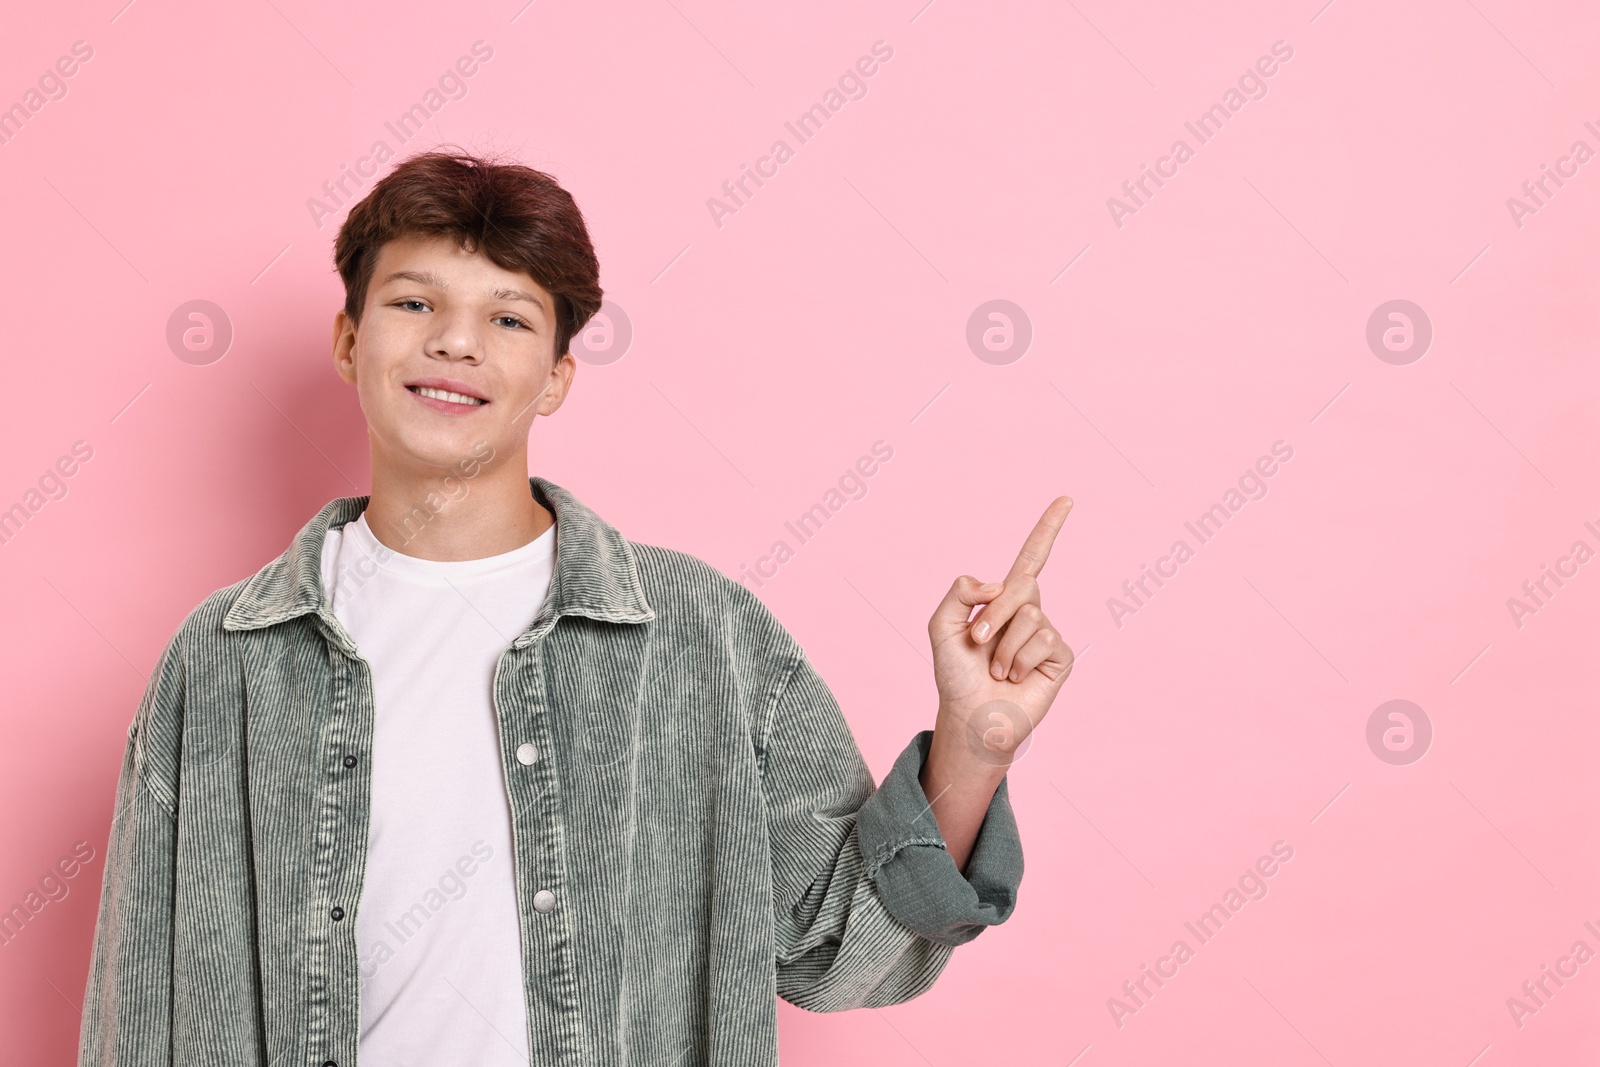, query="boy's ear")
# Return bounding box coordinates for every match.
[537,350,579,416]
[332,309,357,384]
